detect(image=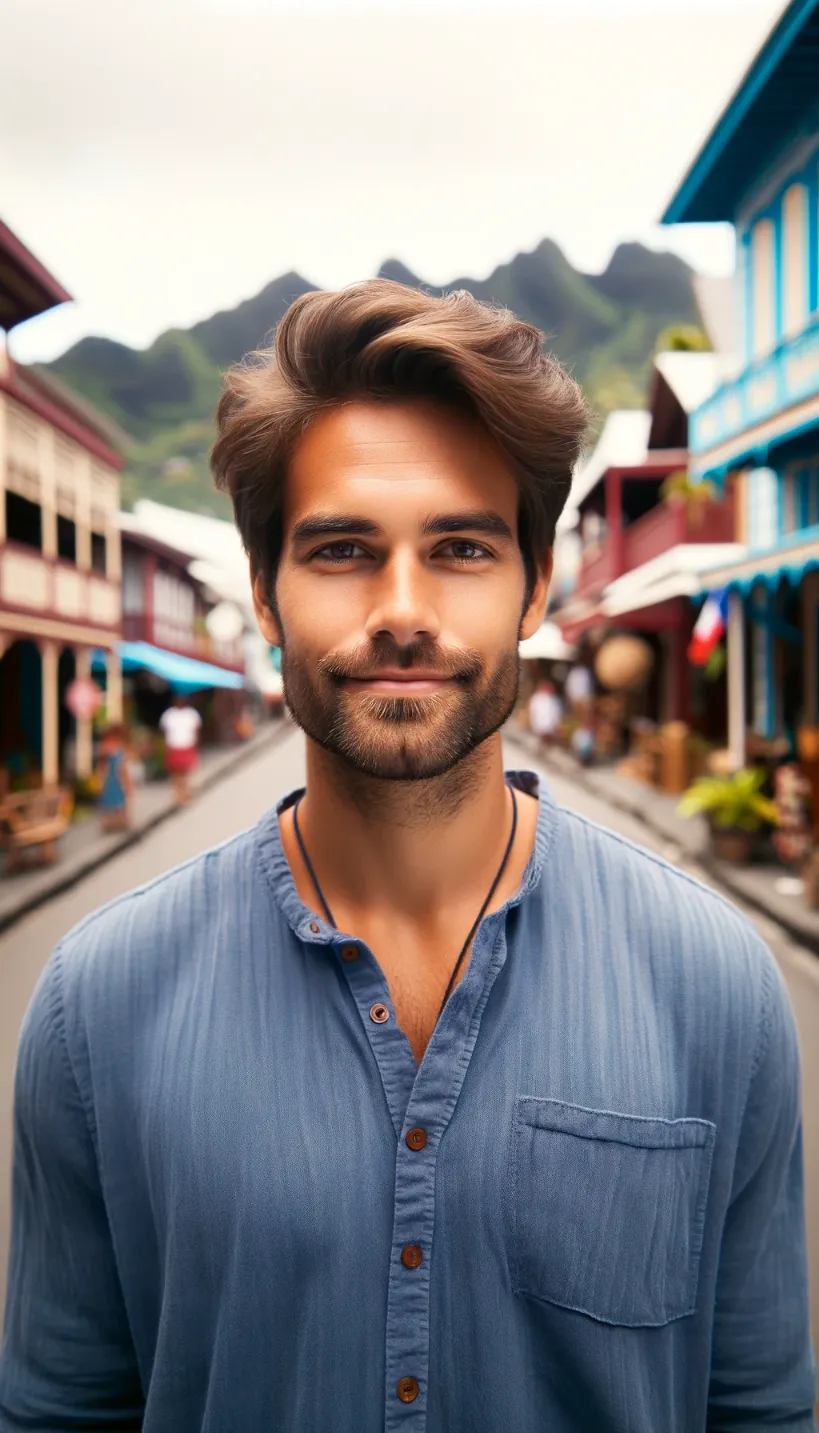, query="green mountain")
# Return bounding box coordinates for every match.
[44,240,700,517]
